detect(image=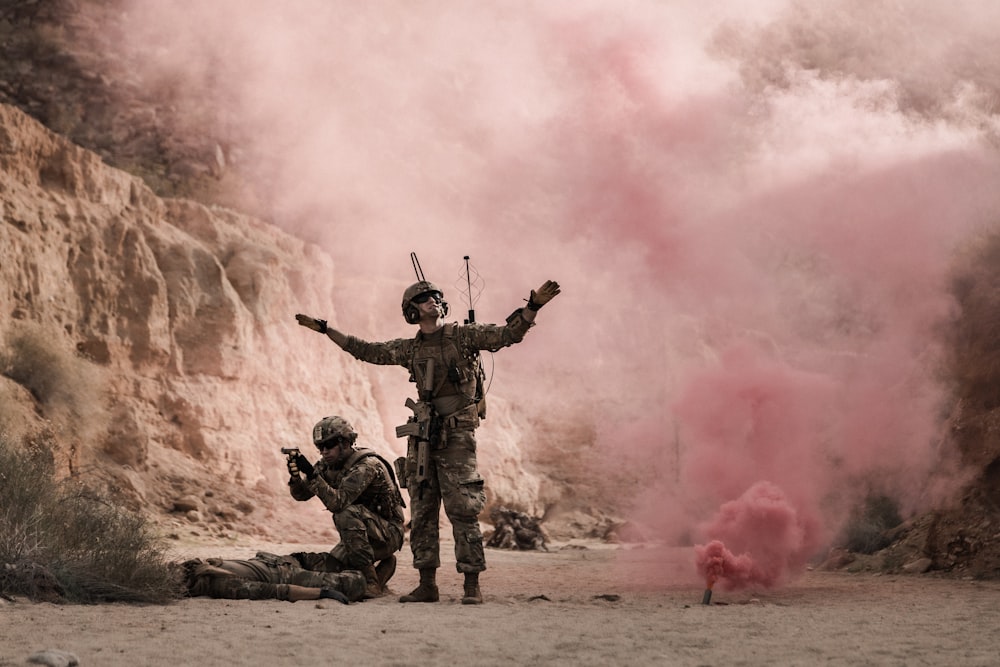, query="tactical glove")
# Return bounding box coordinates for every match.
[319,588,349,604]
[295,314,328,334]
[293,454,316,480]
[527,280,561,311]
